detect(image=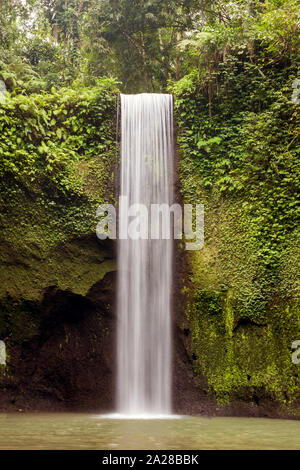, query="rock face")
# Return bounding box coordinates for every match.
[171,238,300,419]
[0,218,299,418]
[170,203,300,418]
[0,241,117,412]
[0,85,299,418]
[0,83,119,412]
[170,74,300,418]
